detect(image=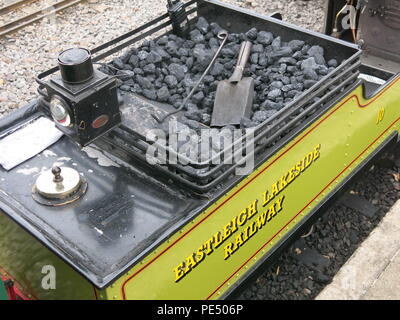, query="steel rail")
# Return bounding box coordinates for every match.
[0,0,82,38]
[0,0,38,15]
